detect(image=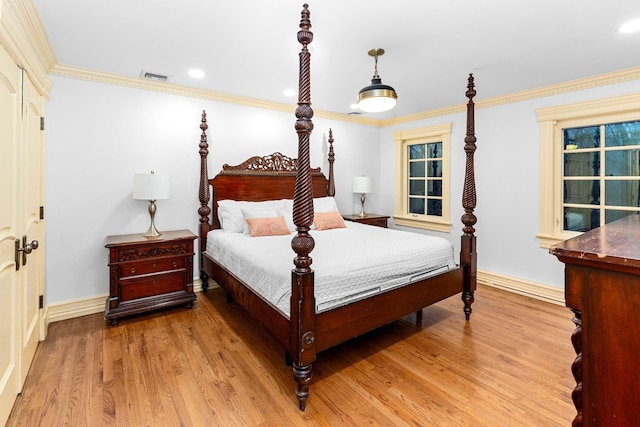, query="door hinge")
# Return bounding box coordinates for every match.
[40,206,44,220]
[39,295,44,309]
[40,116,45,130]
